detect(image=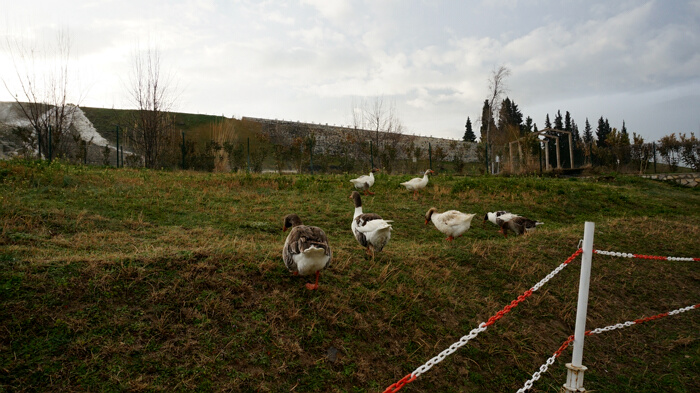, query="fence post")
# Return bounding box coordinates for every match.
[247,137,251,173]
[38,127,43,160]
[48,125,53,163]
[181,131,186,170]
[115,125,120,168]
[429,142,432,170]
[309,138,314,175]
[564,221,595,392]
